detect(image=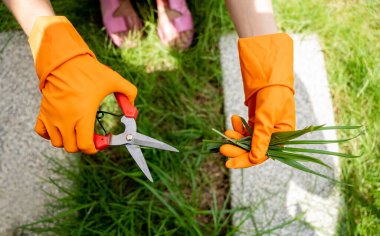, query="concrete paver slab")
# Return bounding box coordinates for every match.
[0,32,64,233]
[220,33,340,236]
